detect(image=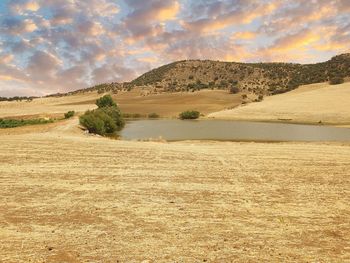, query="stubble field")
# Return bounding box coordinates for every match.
[1,120,349,262]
